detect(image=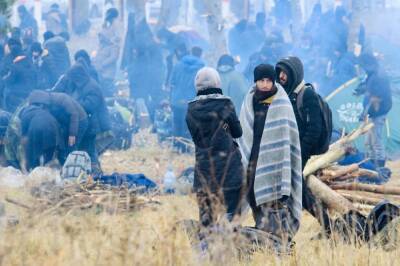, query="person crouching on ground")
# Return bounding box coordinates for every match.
[186,67,244,228]
[238,64,302,252]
